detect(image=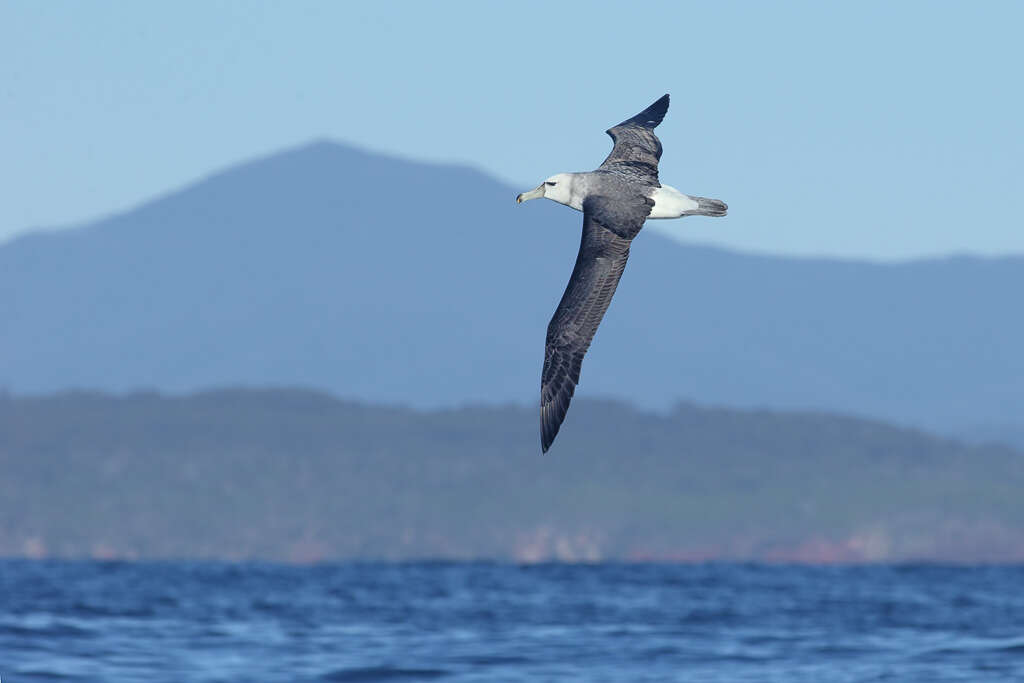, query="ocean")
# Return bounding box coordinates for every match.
[2,560,1023,682]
